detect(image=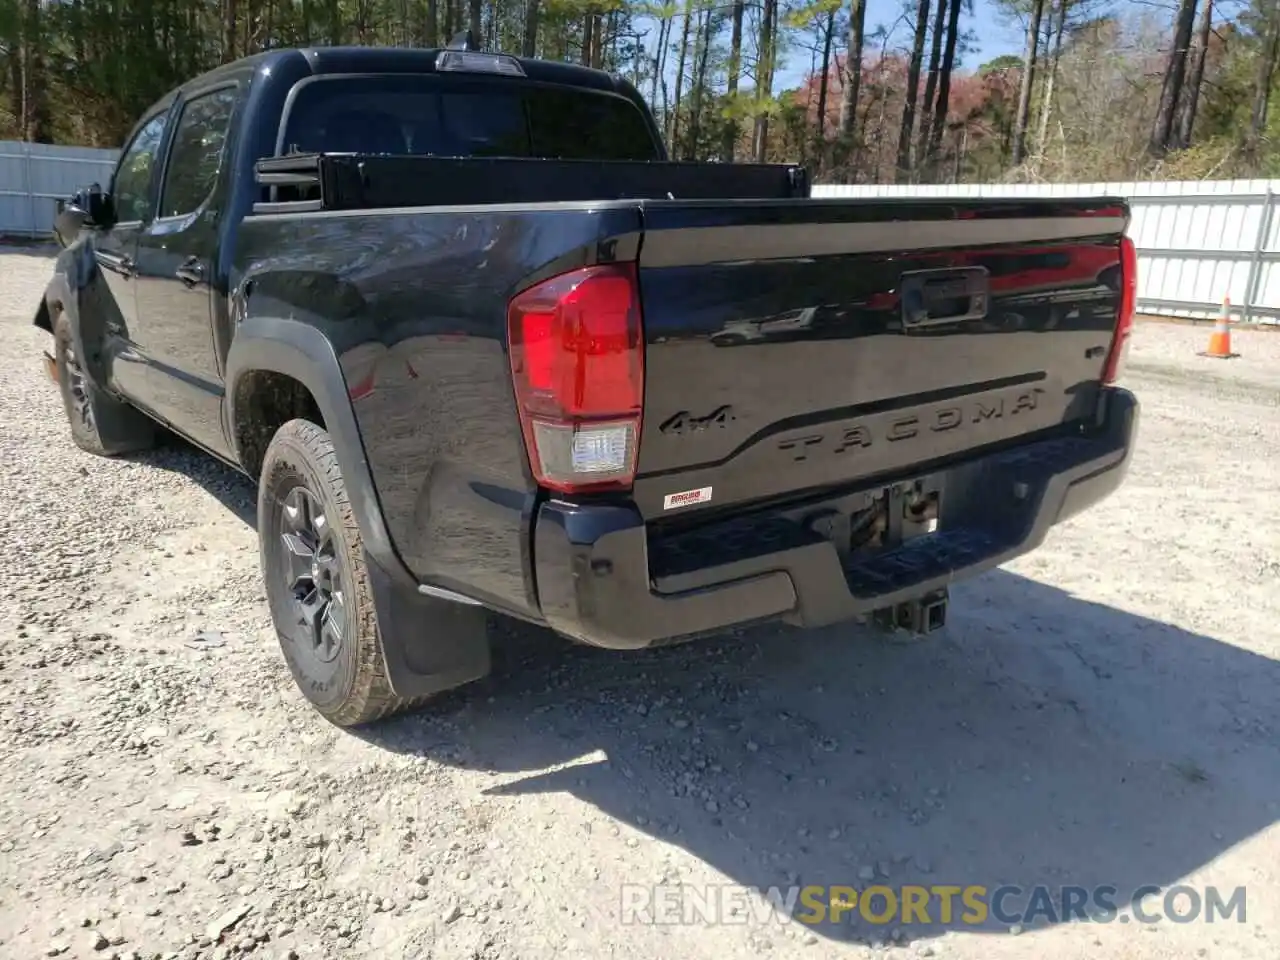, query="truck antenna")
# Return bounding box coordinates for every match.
[447,29,480,51]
